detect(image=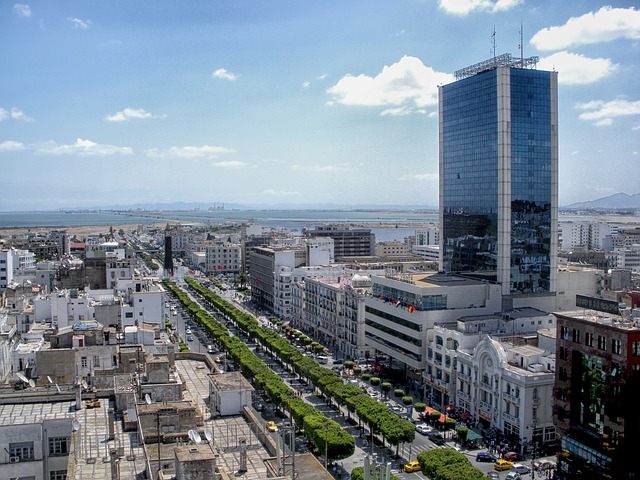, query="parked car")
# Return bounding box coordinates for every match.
[510,464,531,475]
[495,459,513,471]
[505,473,522,480]
[404,461,421,473]
[476,451,497,462]
[187,336,193,342]
[503,451,526,461]
[487,473,500,480]
[415,424,433,435]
